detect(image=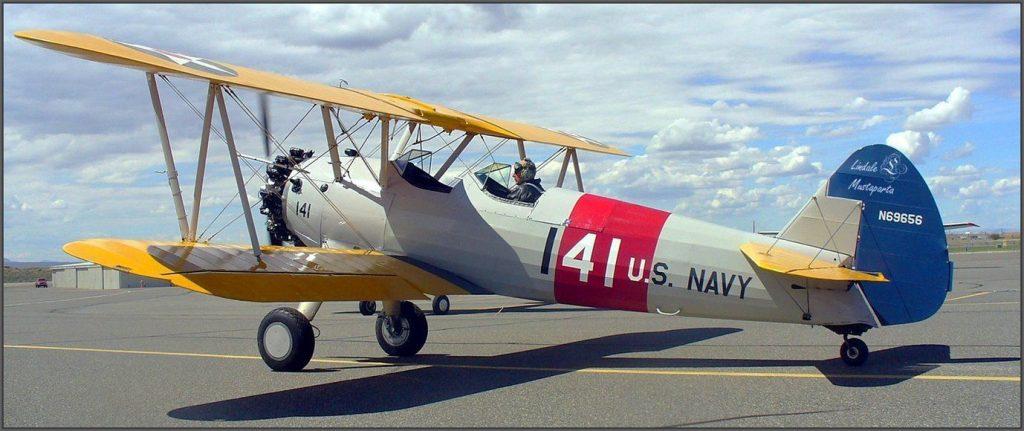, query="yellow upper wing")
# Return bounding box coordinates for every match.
[63,239,469,302]
[15,29,626,156]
